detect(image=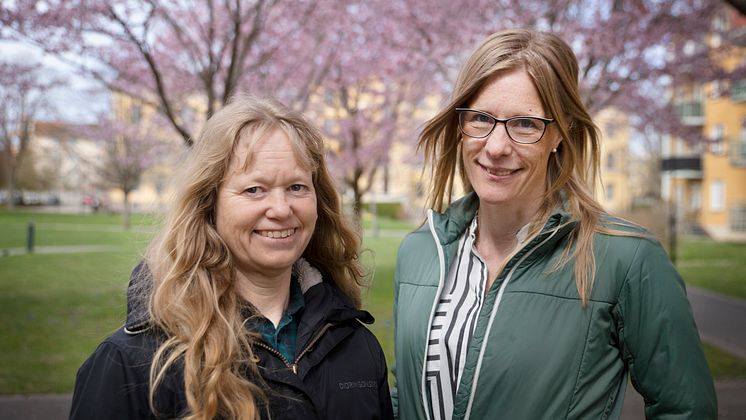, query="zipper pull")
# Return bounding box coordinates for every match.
[291,364,298,375]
